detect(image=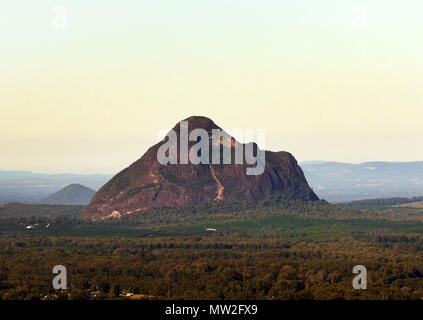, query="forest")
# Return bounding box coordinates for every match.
[1,198,423,300]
